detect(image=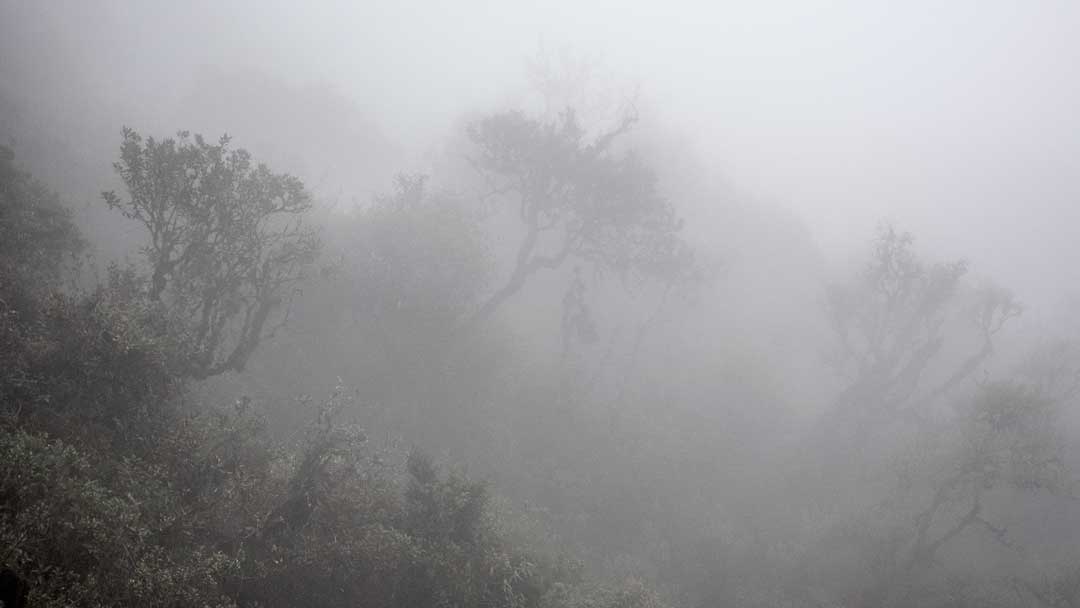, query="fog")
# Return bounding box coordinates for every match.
[3,1,1080,607]
[8,1,1080,302]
